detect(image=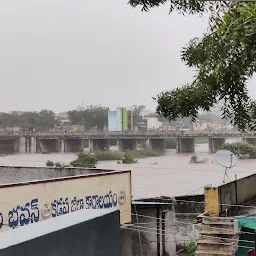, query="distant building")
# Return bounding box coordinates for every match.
[108,108,133,132]
[192,121,234,131]
[143,117,162,130]
[136,117,147,131]
[56,112,70,125]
